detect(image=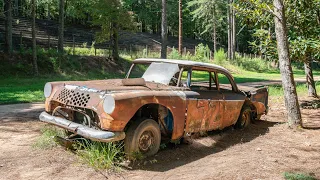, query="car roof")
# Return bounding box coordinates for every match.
[133,58,231,75]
